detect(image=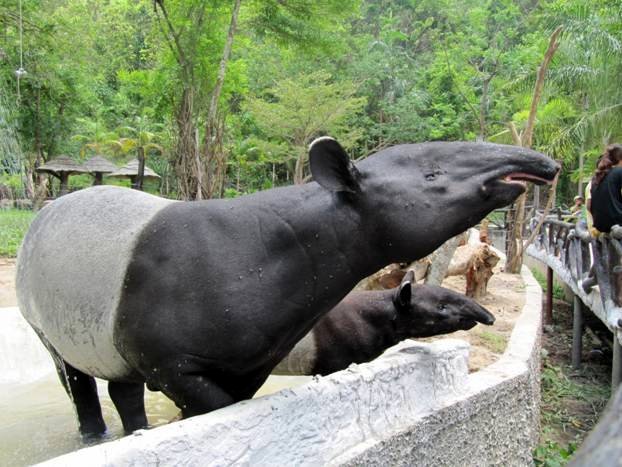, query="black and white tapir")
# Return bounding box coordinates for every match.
[16,137,557,437]
[273,270,495,376]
